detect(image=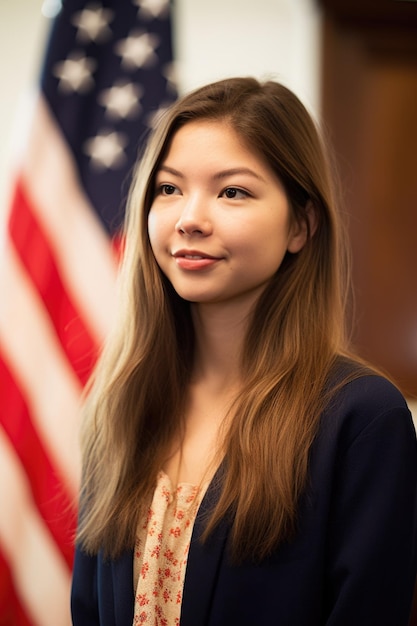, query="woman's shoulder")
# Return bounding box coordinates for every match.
[329,355,408,408]
[321,356,413,445]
